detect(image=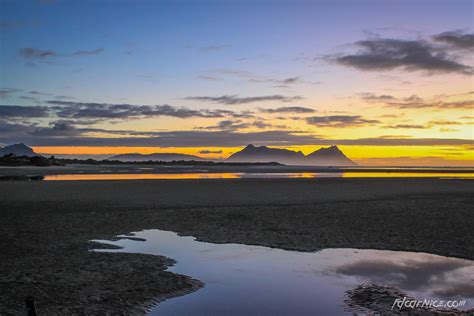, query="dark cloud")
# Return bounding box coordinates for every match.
[259,106,316,114]
[198,150,223,154]
[306,115,380,127]
[334,38,472,75]
[19,47,103,59]
[47,101,238,119]
[0,129,321,147]
[185,94,303,105]
[280,77,300,84]
[433,31,474,49]
[2,124,471,148]
[0,105,50,118]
